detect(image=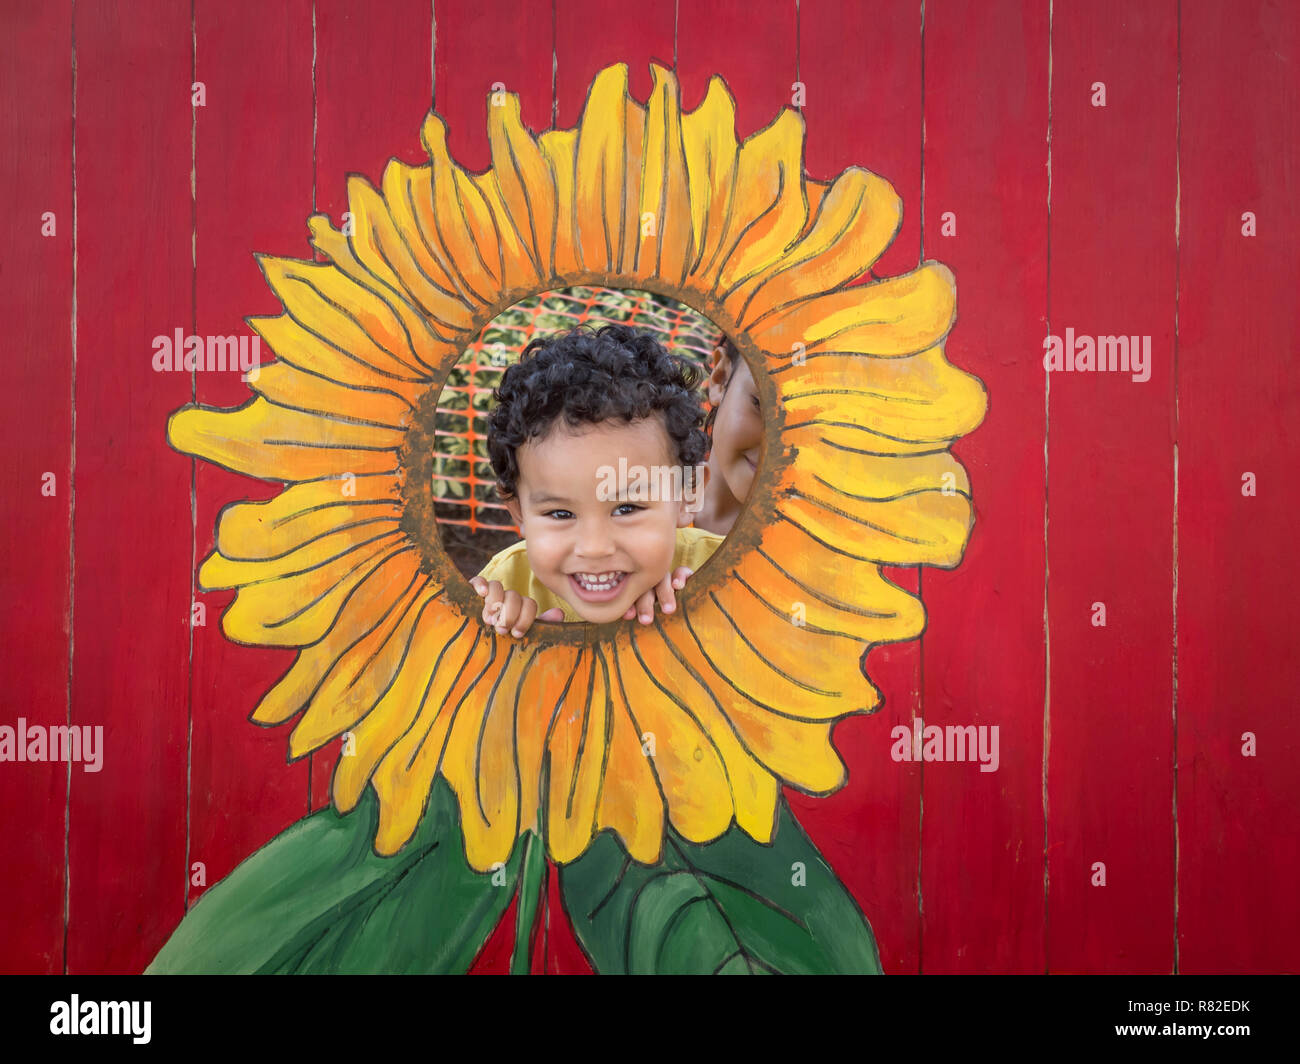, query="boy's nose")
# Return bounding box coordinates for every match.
[574,520,616,559]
